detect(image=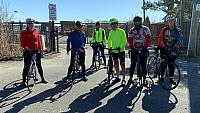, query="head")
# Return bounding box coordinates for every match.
[95,21,101,29]
[75,21,83,31]
[26,18,35,30]
[133,16,142,30]
[164,15,176,28]
[109,18,118,30]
